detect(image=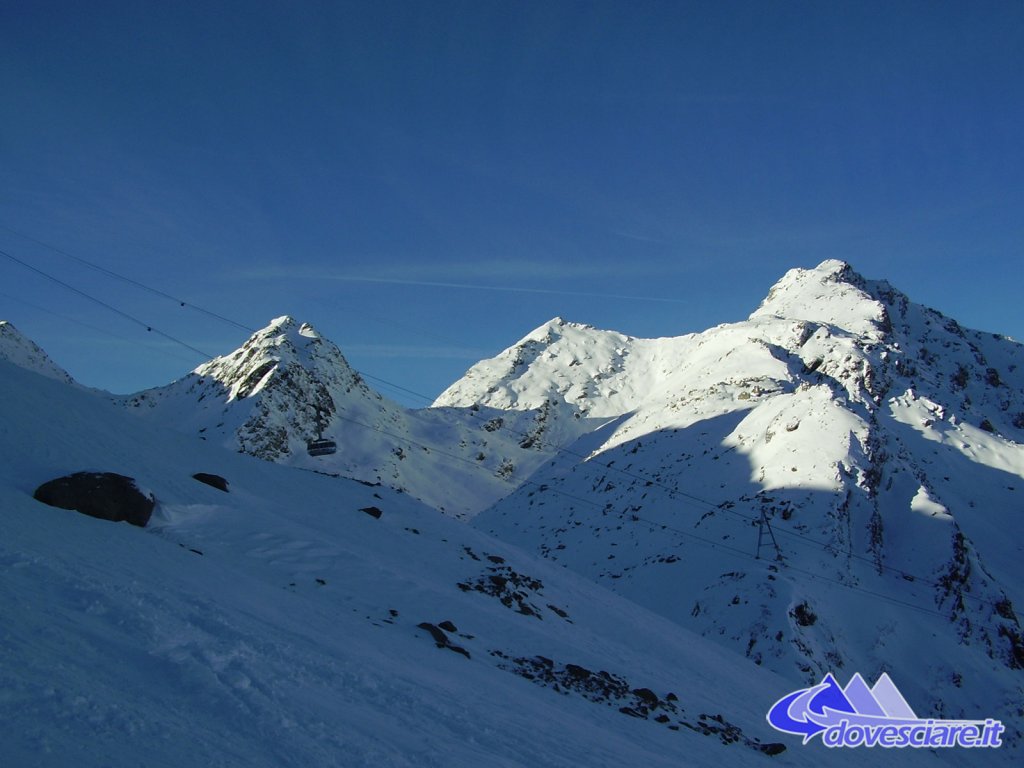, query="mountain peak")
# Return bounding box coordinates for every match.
[0,320,76,384]
[525,316,579,340]
[225,316,328,363]
[267,314,296,329]
[750,260,886,337]
[126,315,382,462]
[812,257,857,278]
[262,315,321,338]
[250,315,309,342]
[194,316,363,403]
